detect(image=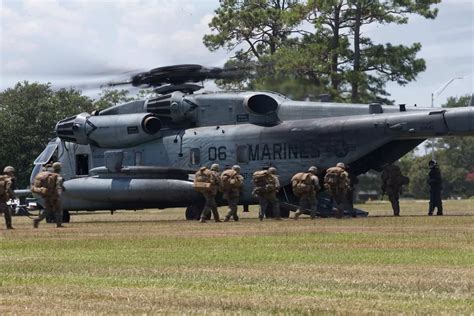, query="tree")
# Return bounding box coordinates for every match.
[93,88,135,110]
[204,0,440,102]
